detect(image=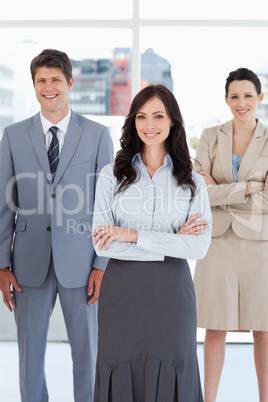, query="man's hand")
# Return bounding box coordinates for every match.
[0,268,21,312]
[87,268,105,306]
